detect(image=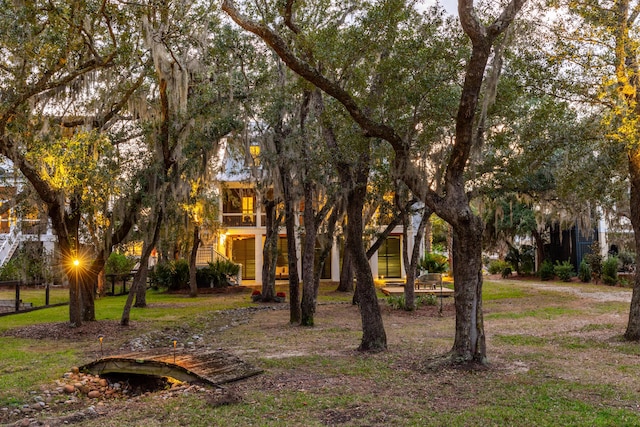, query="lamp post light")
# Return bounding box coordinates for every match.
[98,335,104,358]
